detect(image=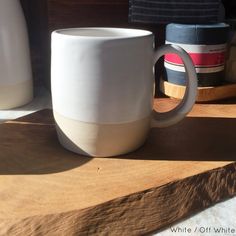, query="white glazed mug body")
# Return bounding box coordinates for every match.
[0,0,33,109]
[51,28,154,157]
[51,28,197,157]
